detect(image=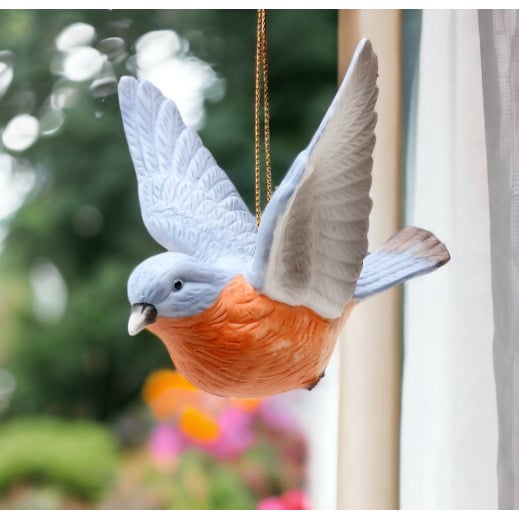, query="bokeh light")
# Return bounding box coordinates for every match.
[29,260,68,323]
[2,114,39,152]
